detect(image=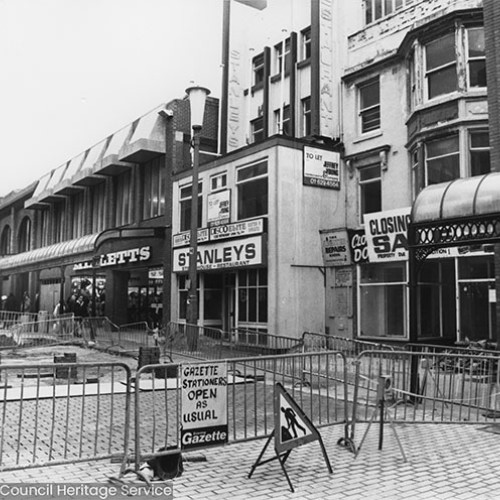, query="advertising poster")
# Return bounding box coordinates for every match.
[207,189,231,227]
[181,362,228,450]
